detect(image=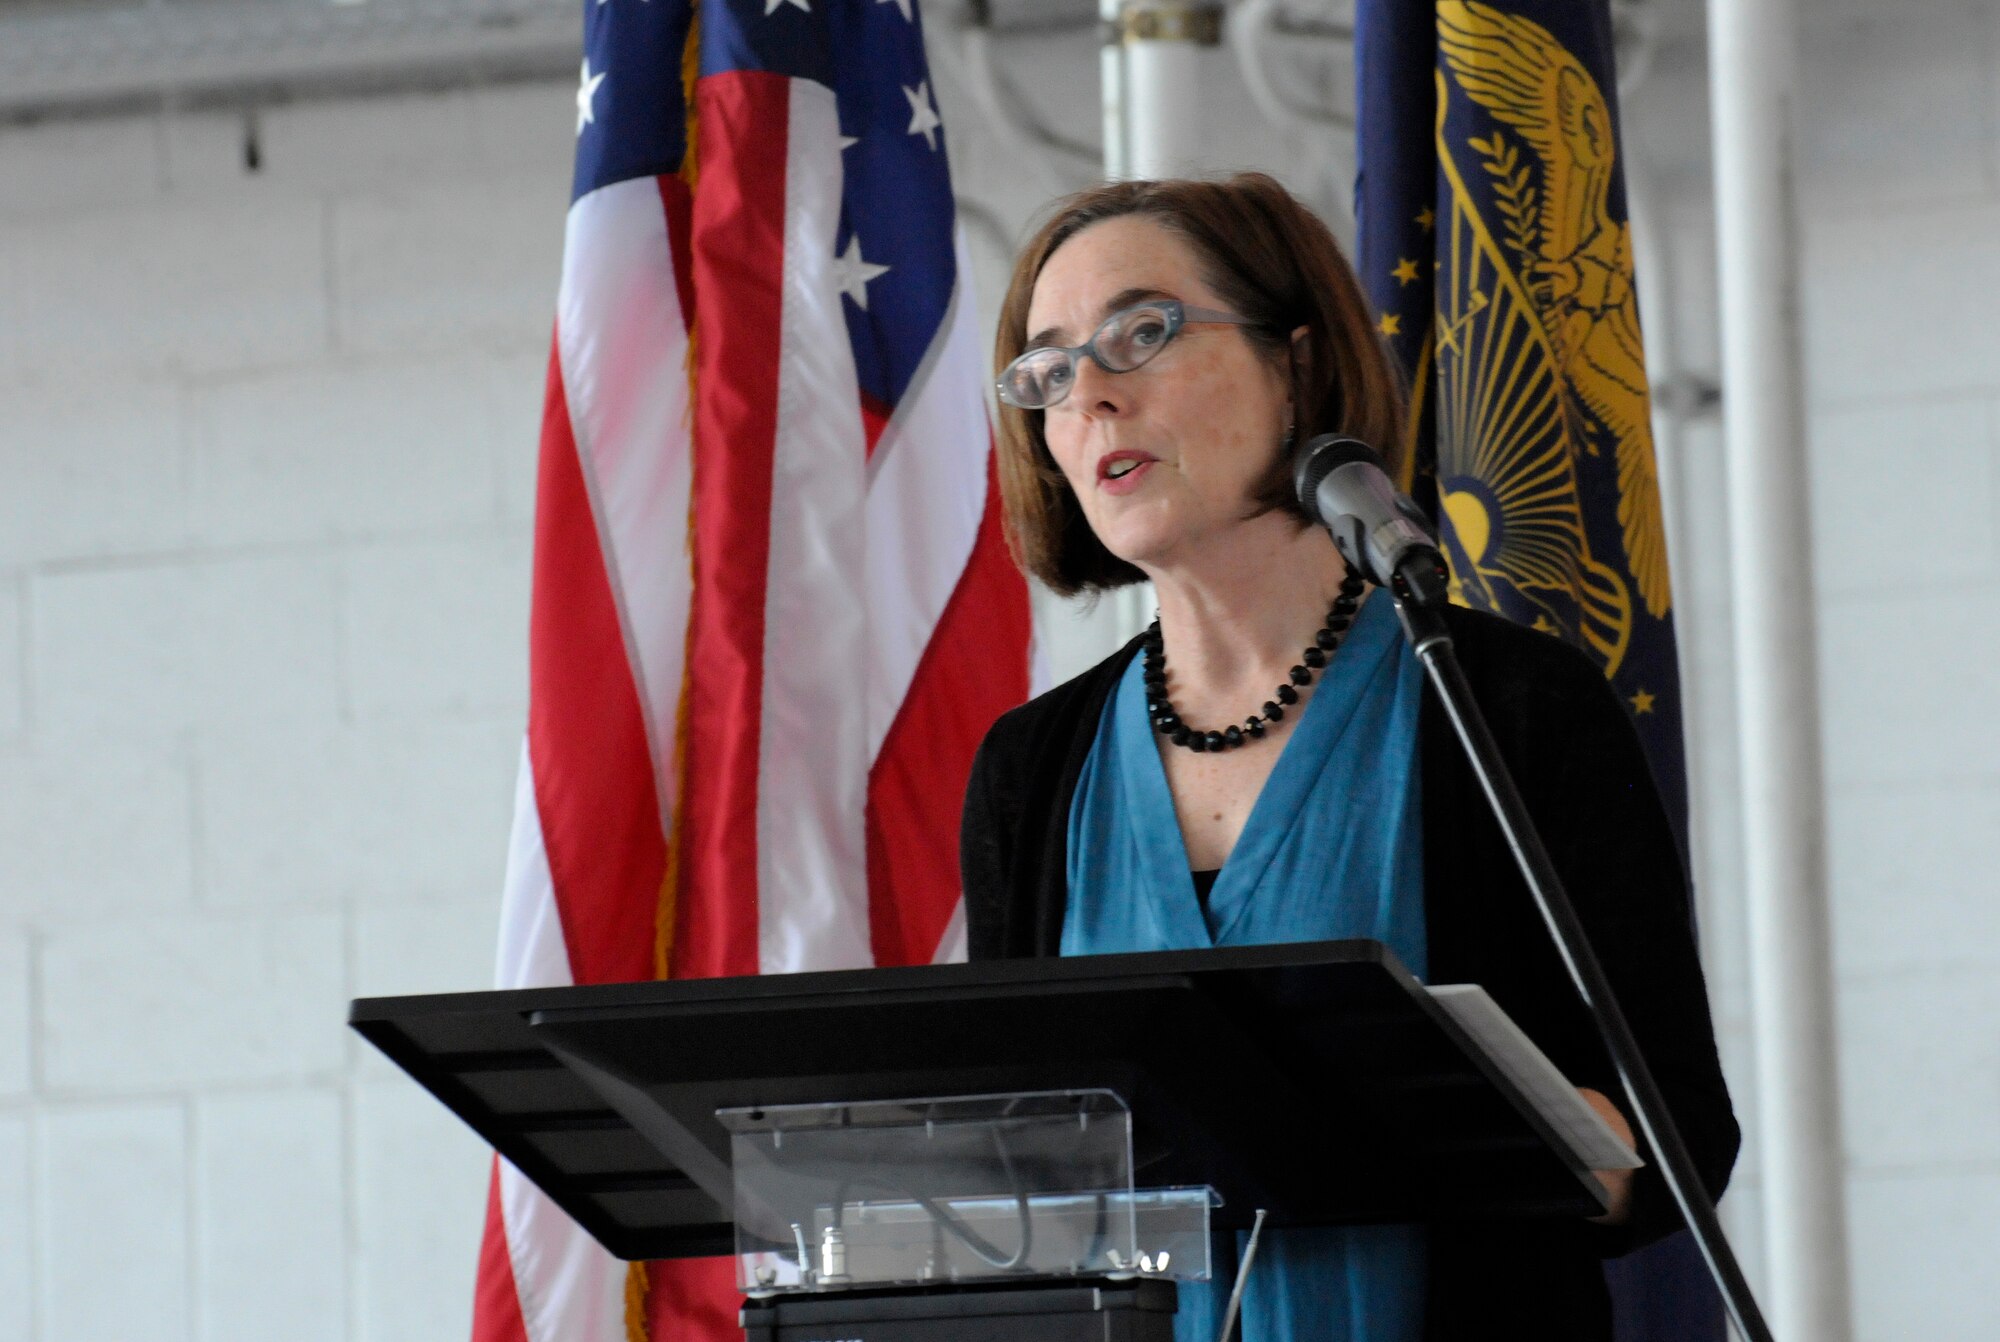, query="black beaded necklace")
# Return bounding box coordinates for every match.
[1143,571,1367,753]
